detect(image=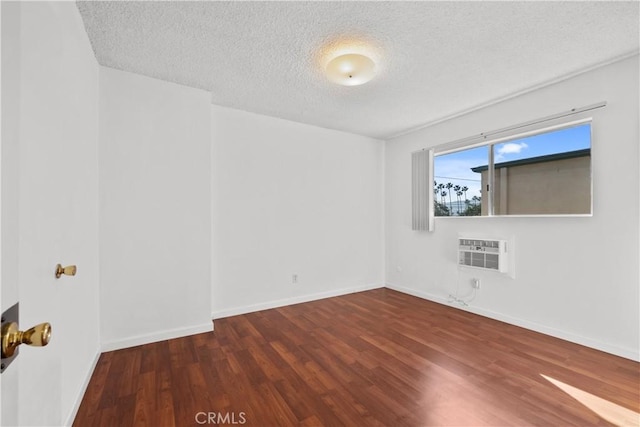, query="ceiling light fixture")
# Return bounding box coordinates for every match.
[325,53,376,86]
